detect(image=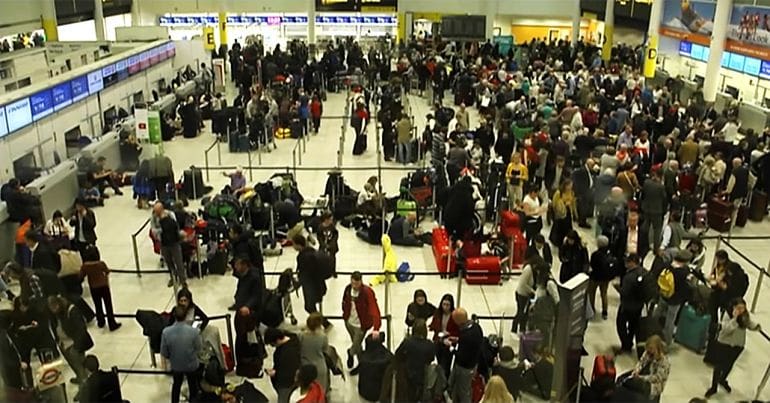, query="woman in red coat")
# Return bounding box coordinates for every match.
[429,293,459,378]
[291,364,326,403]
